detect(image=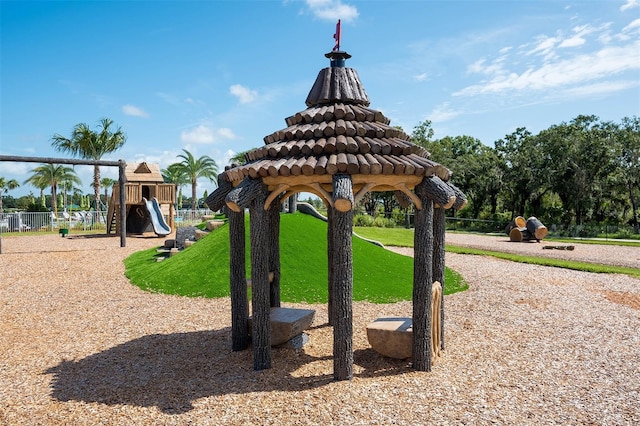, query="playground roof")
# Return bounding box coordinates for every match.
[215,50,452,207]
[125,162,164,183]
